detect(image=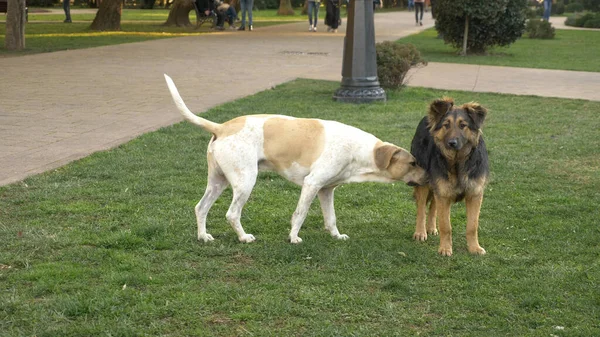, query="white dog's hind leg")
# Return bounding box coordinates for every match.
[318,187,348,241]
[289,182,321,243]
[196,173,228,242]
[225,171,257,243]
